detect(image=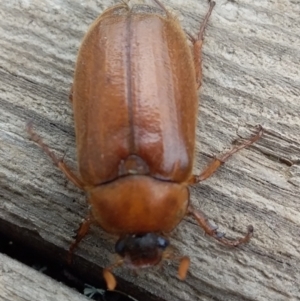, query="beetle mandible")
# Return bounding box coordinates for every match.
[27,0,263,290]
